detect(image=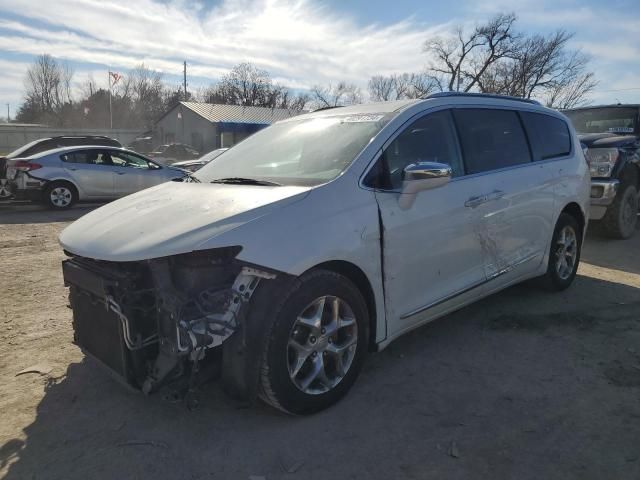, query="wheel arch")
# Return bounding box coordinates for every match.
[308,260,379,351]
[560,201,586,238]
[45,177,81,197]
